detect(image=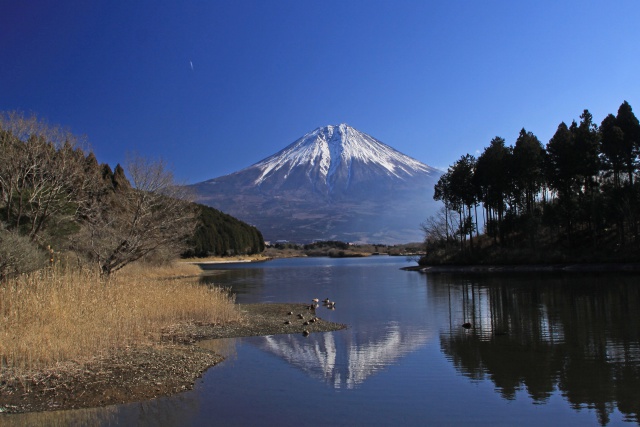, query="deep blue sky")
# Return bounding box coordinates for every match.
[2,1,639,183]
